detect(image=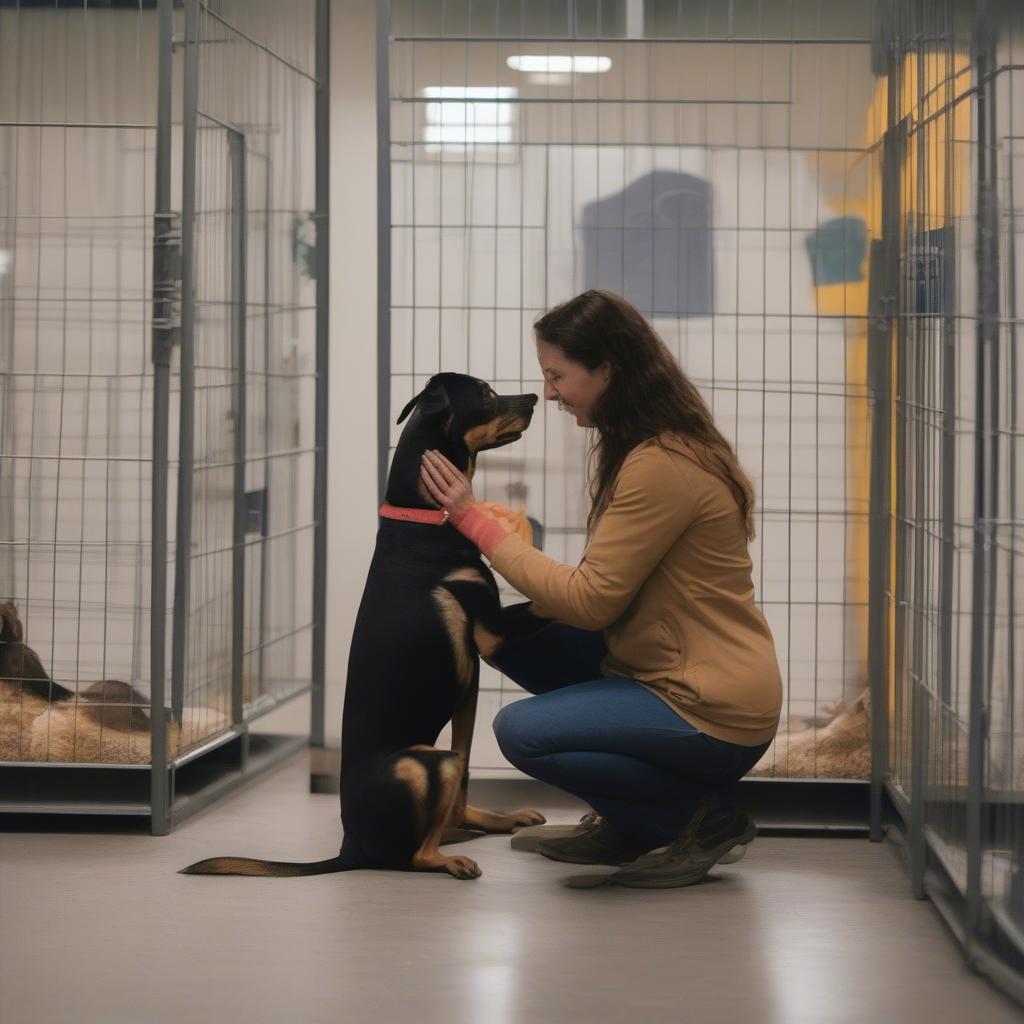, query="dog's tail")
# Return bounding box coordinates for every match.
[179,854,347,877]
